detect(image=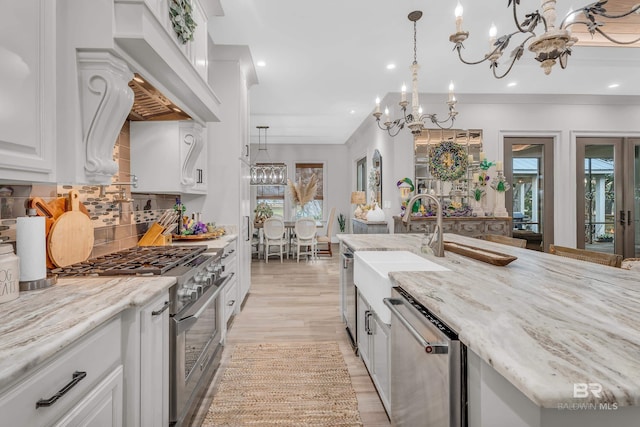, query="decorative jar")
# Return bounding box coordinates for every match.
[0,244,20,303]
